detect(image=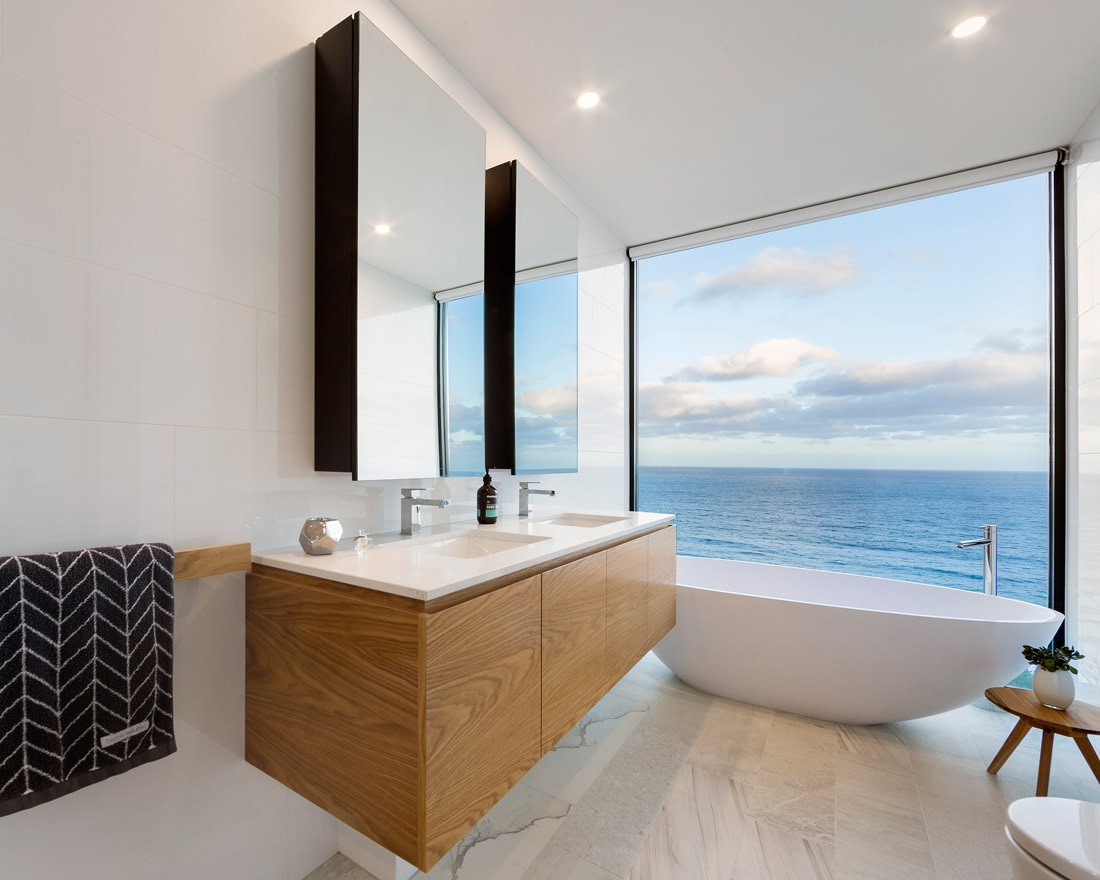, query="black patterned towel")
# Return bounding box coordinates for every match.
[0,542,176,816]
